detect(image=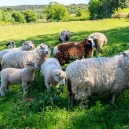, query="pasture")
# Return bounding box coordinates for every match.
[0,18,129,129]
